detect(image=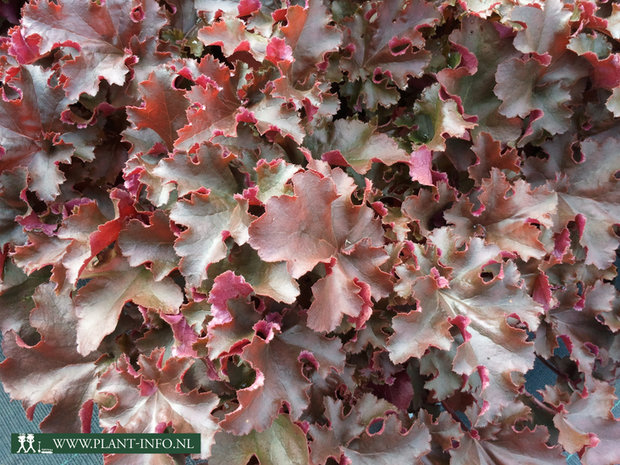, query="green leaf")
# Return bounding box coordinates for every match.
[210,415,309,465]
